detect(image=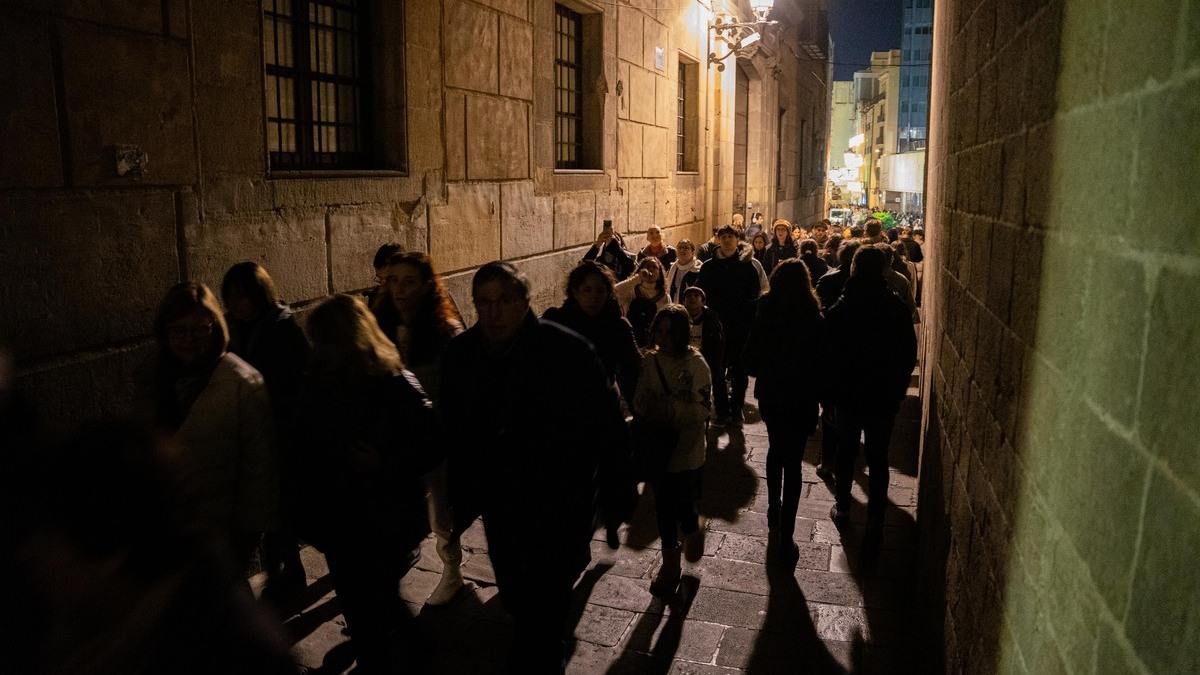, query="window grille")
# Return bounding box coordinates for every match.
[264,0,374,170]
[554,5,584,169]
